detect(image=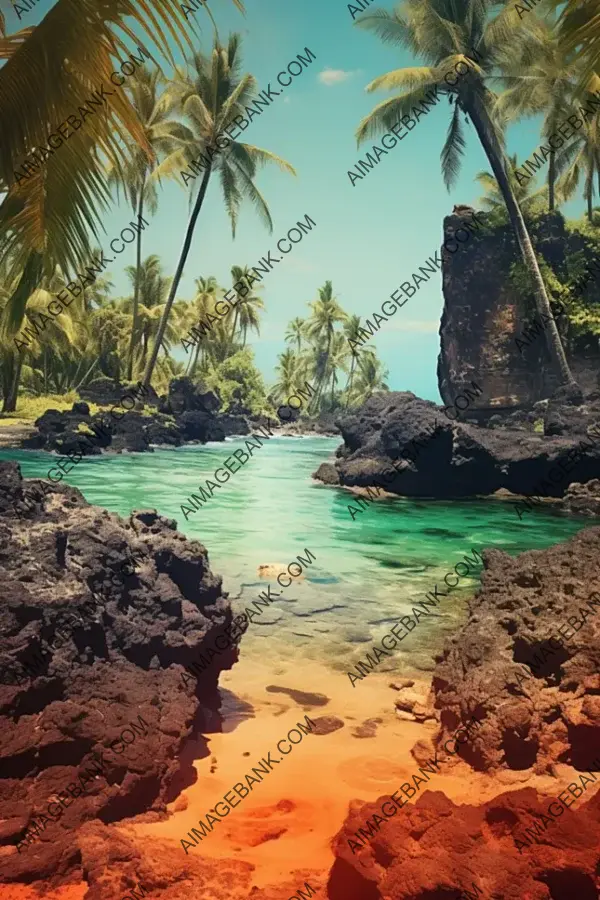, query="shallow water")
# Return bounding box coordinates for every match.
[1,436,588,676]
